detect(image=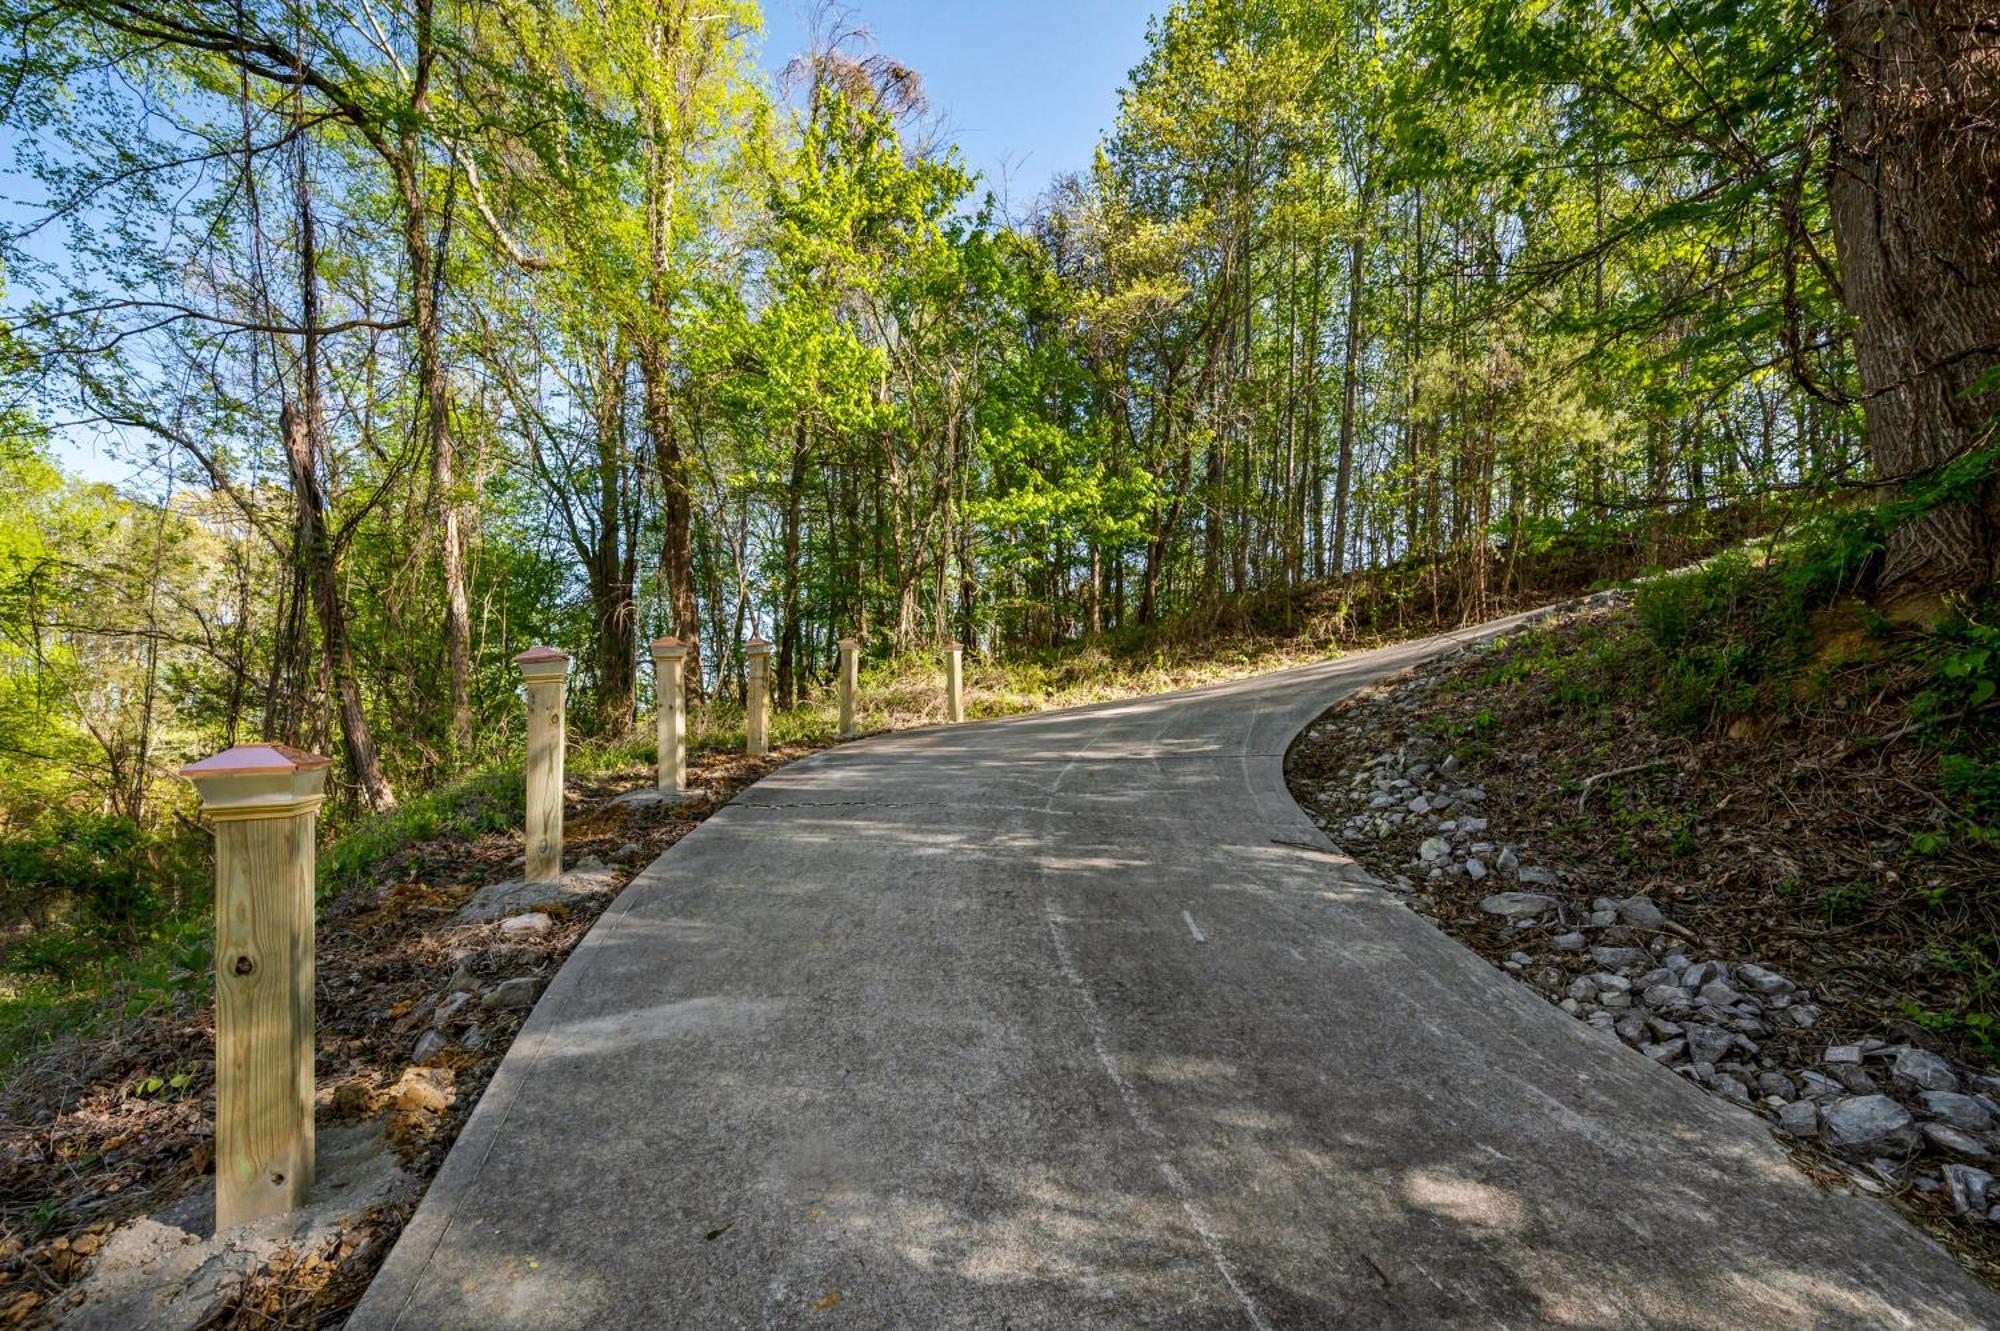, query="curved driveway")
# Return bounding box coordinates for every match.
[352,619,2000,1329]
